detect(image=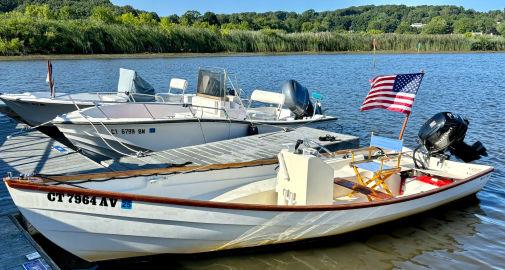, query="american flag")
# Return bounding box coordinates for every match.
[360,73,424,115]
